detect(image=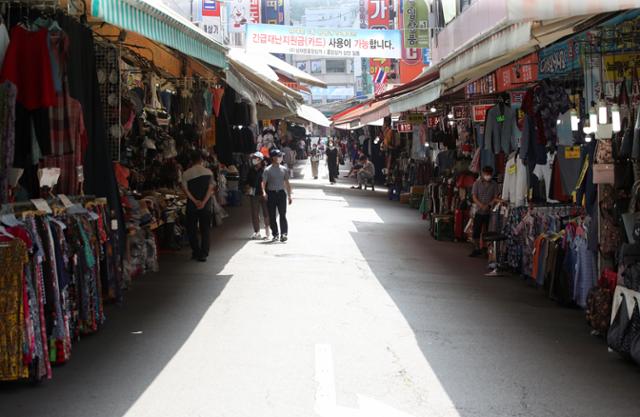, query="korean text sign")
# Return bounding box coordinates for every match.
[245,24,402,59]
